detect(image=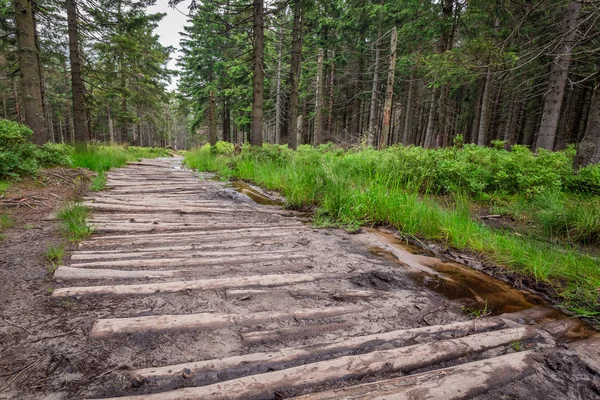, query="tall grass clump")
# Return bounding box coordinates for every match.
[184,142,600,315]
